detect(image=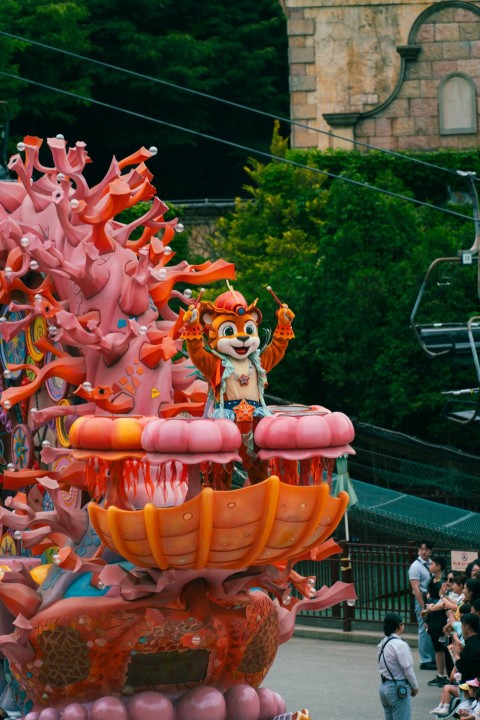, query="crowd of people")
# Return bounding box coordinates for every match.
[378,540,480,720]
